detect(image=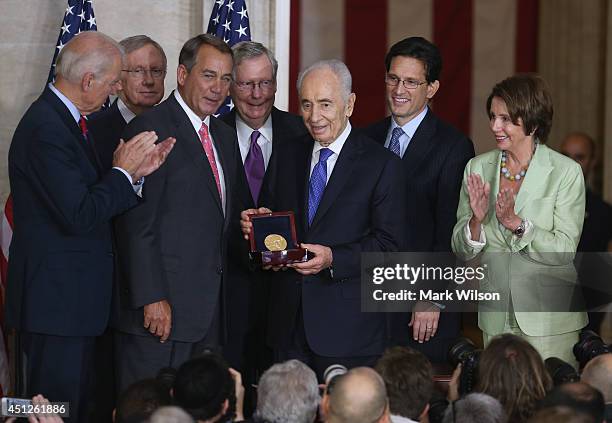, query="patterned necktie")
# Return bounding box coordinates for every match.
[79,115,89,140]
[389,127,404,157]
[308,148,333,225]
[244,130,265,204]
[198,122,222,200]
